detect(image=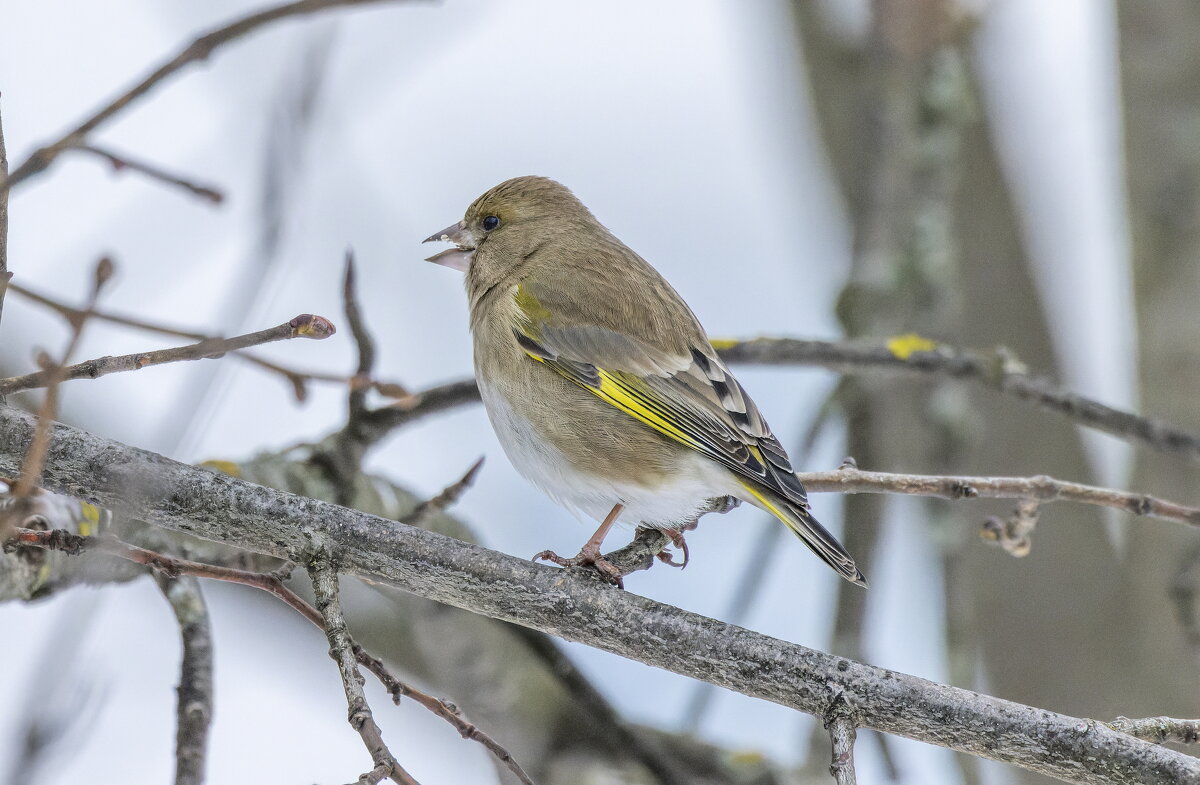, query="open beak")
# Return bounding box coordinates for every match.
[422,220,475,272]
